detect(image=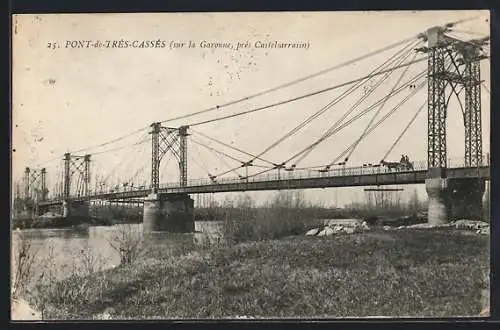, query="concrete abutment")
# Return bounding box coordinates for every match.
[425,168,485,224]
[143,193,195,233]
